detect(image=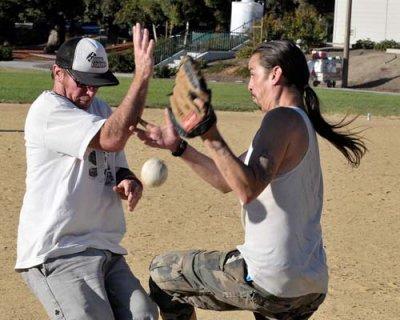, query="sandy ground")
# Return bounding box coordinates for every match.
[1,103,399,319]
